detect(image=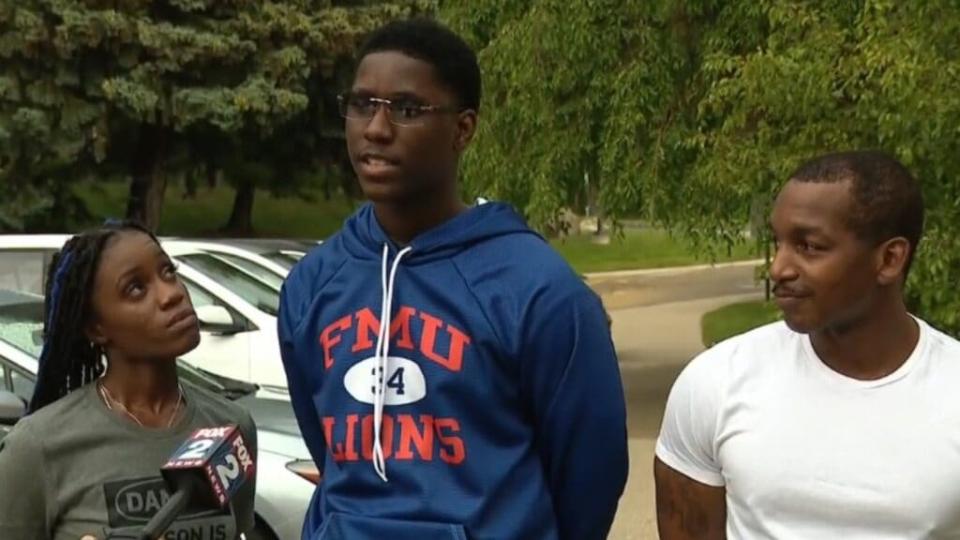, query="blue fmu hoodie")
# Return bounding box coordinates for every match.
[278,202,628,540]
